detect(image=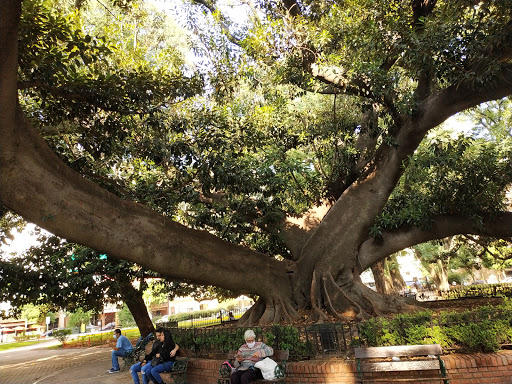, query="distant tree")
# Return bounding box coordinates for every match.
[0,234,157,336]
[67,308,93,330]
